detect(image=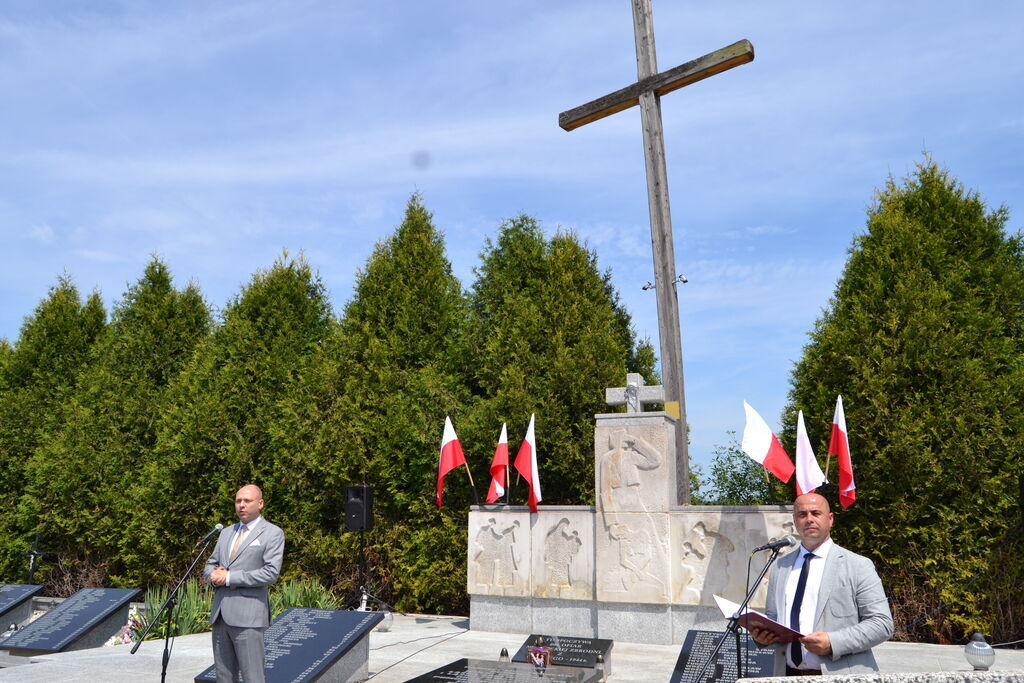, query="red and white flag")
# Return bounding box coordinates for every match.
[513,414,541,512]
[795,410,827,495]
[828,395,856,509]
[485,423,509,504]
[436,415,467,508]
[741,401,795,483]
